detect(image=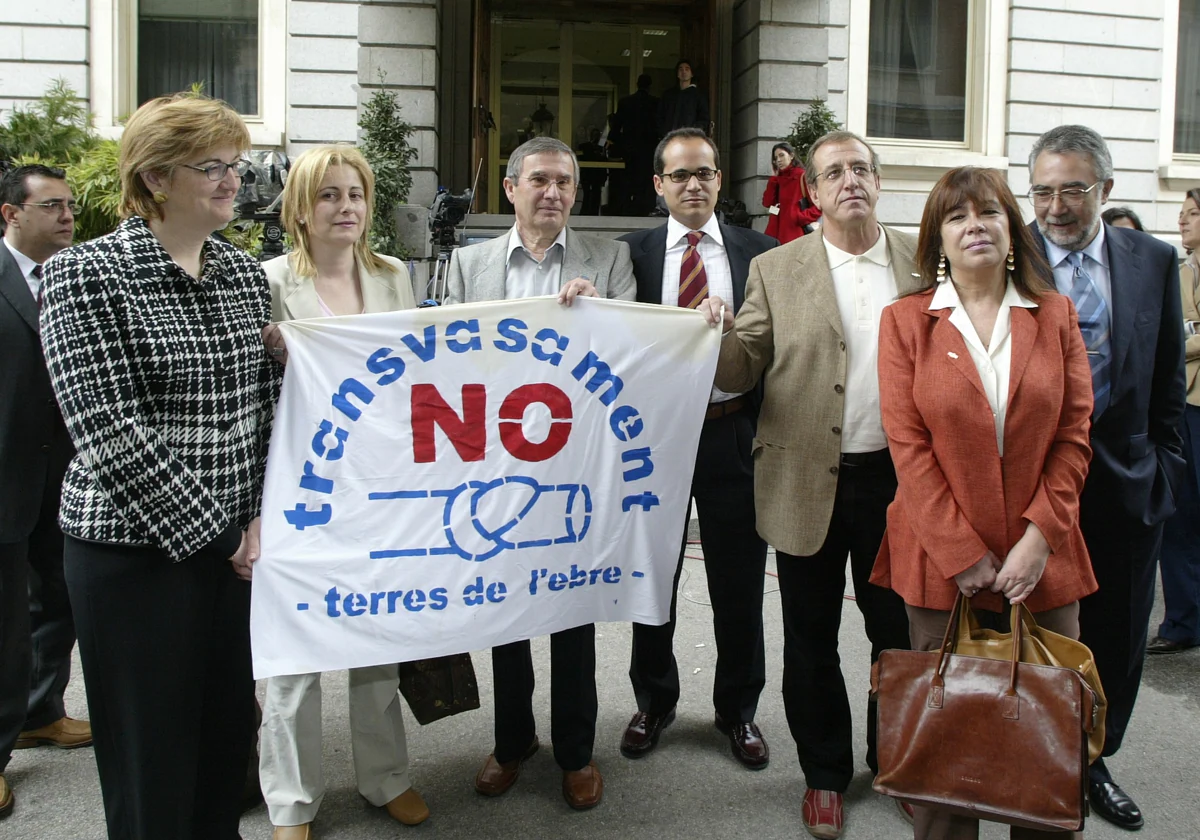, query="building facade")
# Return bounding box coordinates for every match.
[2,0,1198,242]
